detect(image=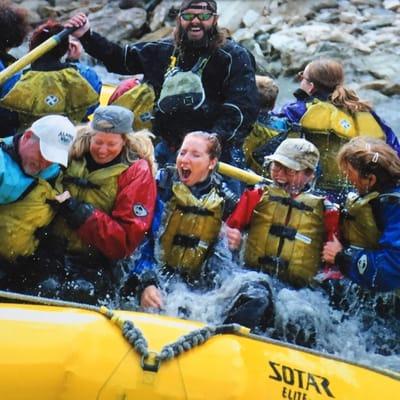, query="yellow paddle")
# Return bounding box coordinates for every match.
[217,161,272,185]
[0,27,76,86]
